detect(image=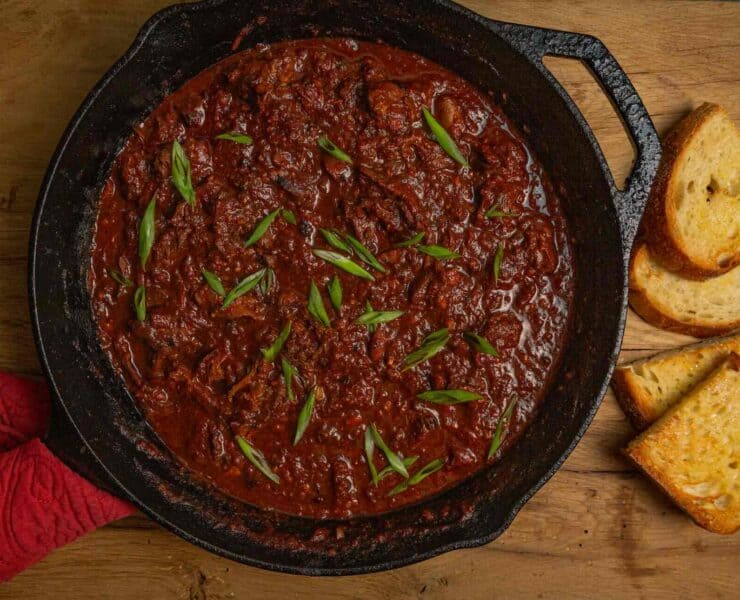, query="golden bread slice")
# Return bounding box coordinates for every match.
[643,103,740,278]
[629,243,740,337]
[613,332,740,429]
[624,354,740,534]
